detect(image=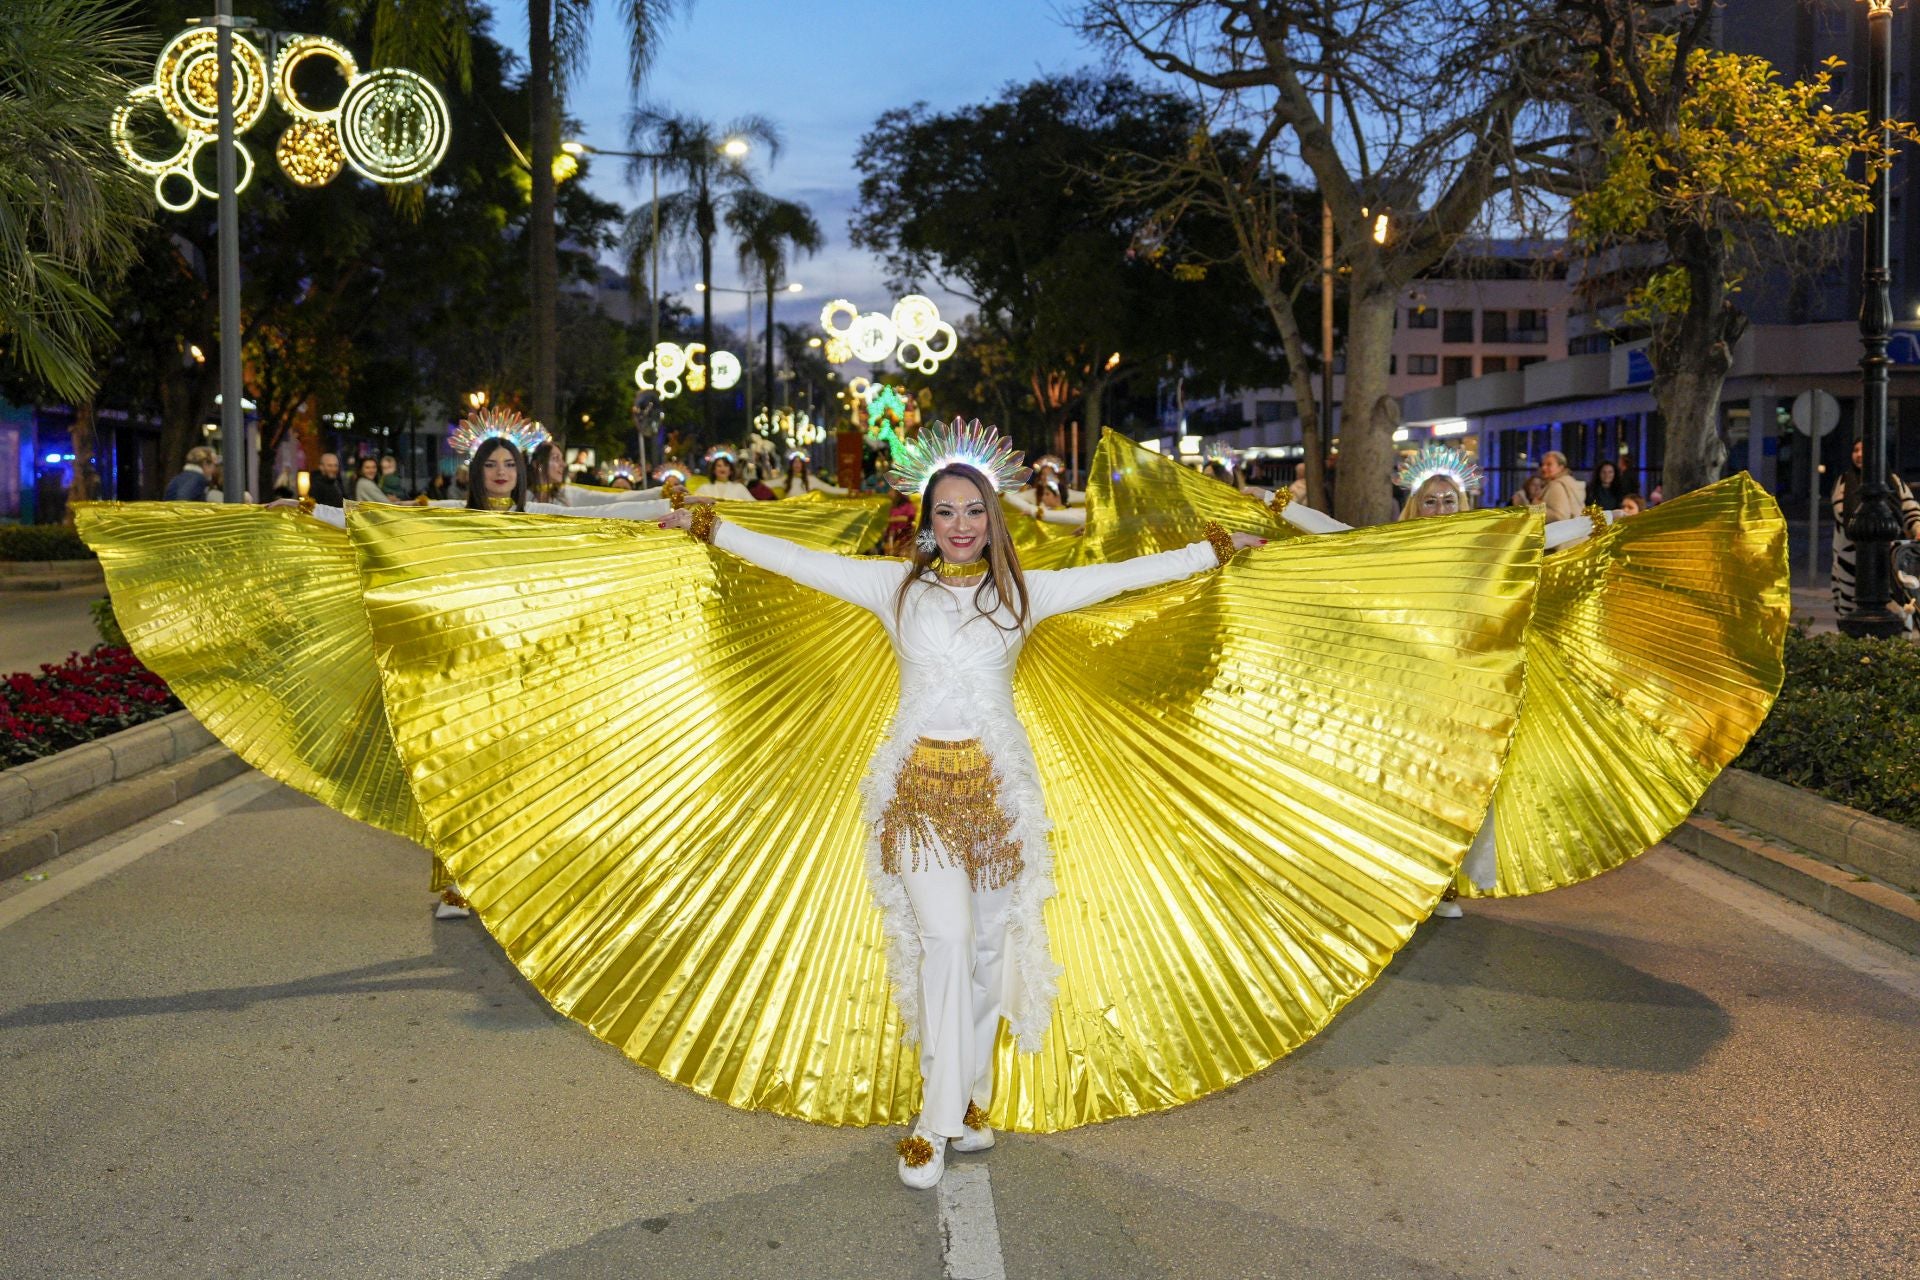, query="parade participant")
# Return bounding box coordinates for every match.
[697,446,757,502]
[772,450,850,498]
[1003,472,1087,527]
[529,440,569,504]
[346,416,1544,1183]
[1029,454,1086,506]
